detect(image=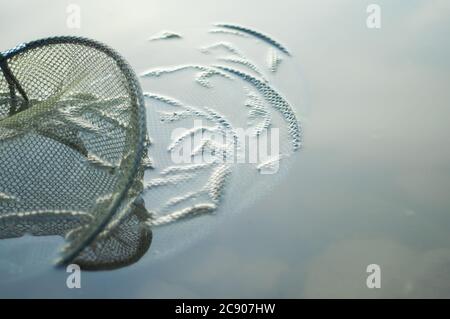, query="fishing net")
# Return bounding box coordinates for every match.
[0,37,151,270]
